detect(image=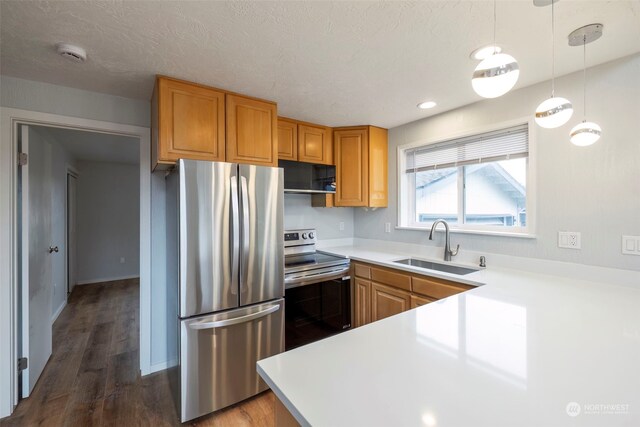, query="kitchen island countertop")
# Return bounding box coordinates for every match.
[258,243,640,427]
